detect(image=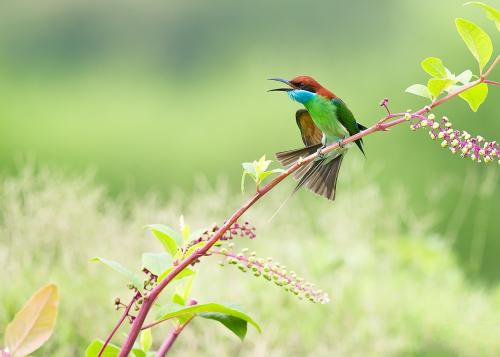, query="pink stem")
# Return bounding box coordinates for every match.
[156,316,194,357]
[98,293,139,357]
[155,299,197,356]
[484,80,500,86]
[117,57,498,357]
